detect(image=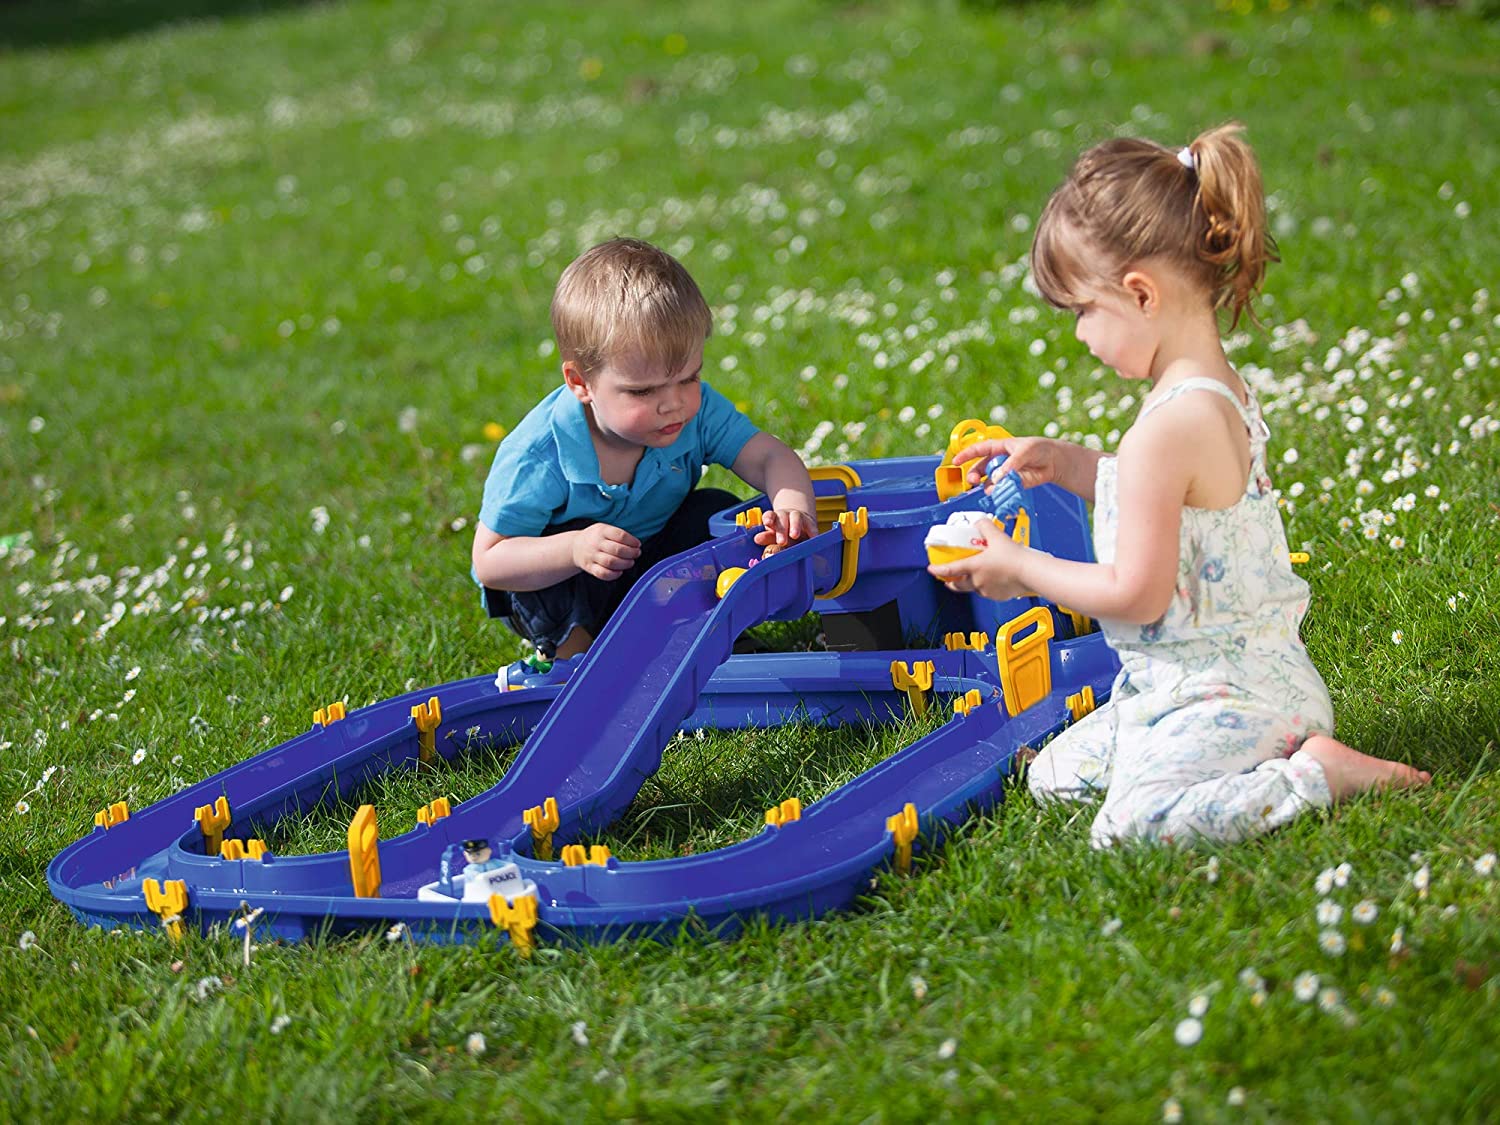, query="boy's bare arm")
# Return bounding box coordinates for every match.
[730,432,818,541]
[471,523,641,591]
